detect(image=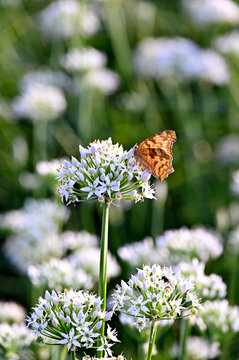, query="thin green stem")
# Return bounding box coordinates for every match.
[71,350,77,360]
[178,318,190,360]
[60,345,68,360]
[97,202,110,357]
[147,321,157,360]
